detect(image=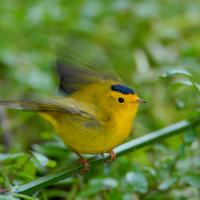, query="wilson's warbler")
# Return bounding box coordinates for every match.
[0,41,145,173]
